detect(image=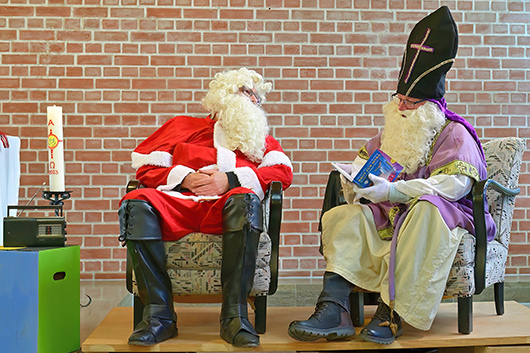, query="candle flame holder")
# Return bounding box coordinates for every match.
[42,190,72,216]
